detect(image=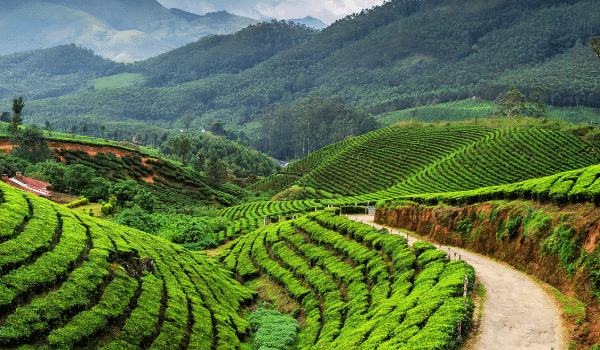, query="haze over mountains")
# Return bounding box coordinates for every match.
[0,0,599,161]
[0,0,259,62]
